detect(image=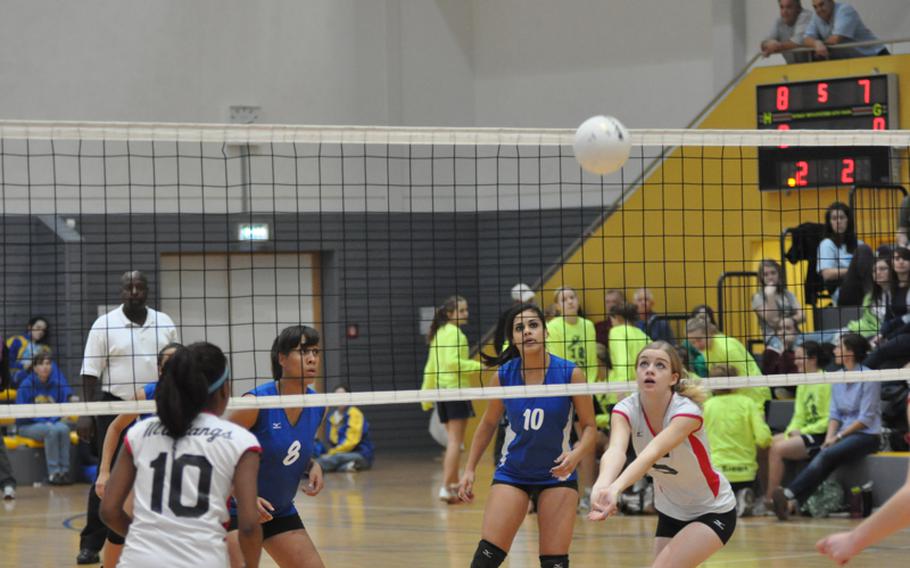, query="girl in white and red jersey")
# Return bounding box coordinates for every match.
[100,342,263,568]
[589,341,736,568]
